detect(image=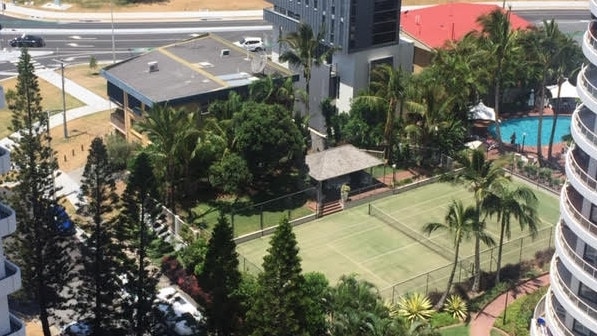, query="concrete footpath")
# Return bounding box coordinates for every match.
[0,1,589,23]
[0,66,112,208]
[470,274,551,336]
